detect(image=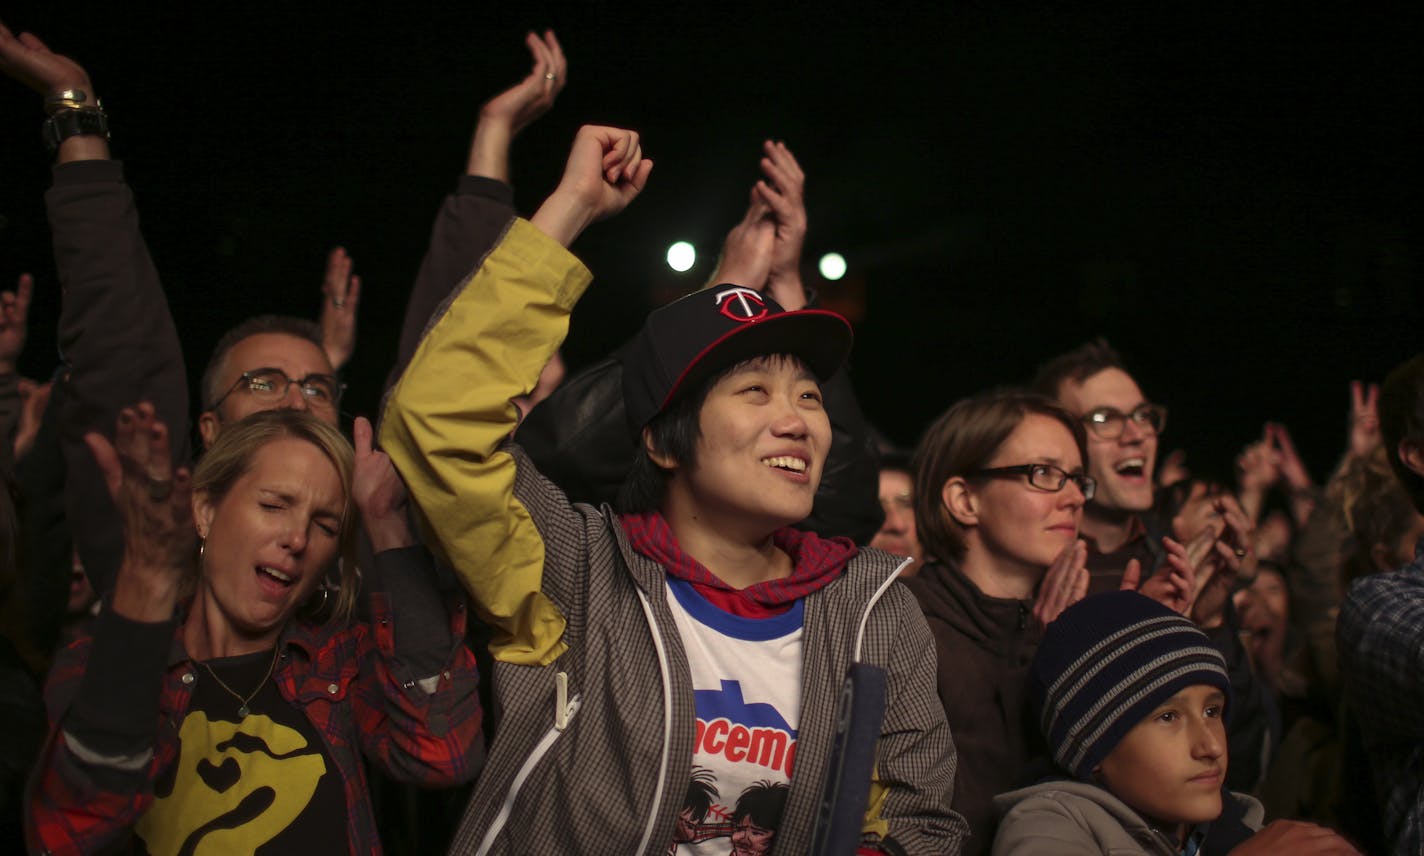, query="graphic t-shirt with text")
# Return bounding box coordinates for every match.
[665,577,802,856]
